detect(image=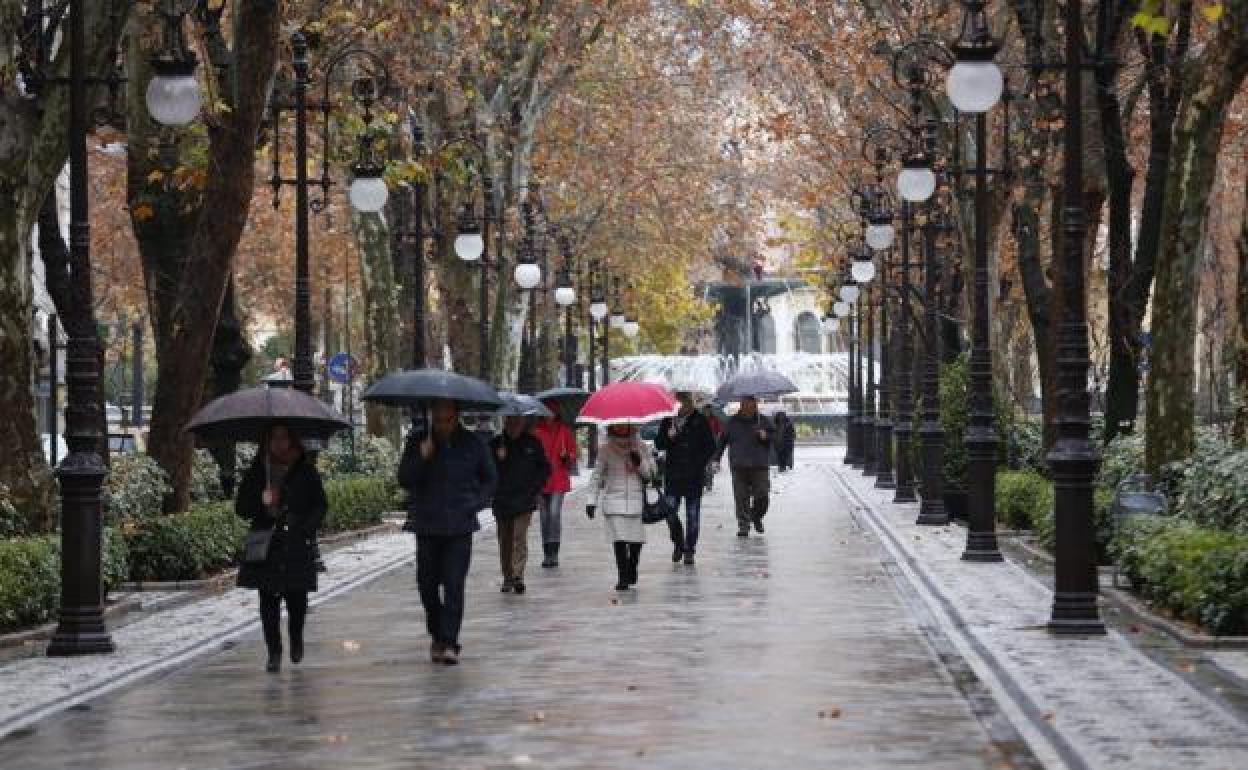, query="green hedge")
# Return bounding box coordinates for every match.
[124,475,397,582]
[1111,516,1248,636]
[1027,481,1115,564]
[324,475,399,533]
[995,470,1052,530]
[0,529,129,634]
[126,502,248,582]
